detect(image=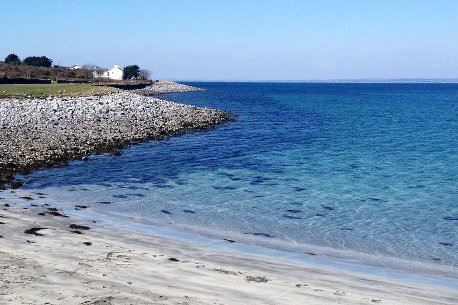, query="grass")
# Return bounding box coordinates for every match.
[0,84,115,98]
